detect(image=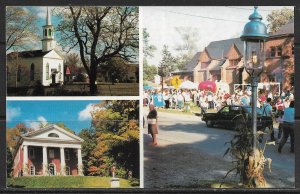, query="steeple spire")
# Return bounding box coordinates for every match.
[46,7,51,25]
[42,7,55,51]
